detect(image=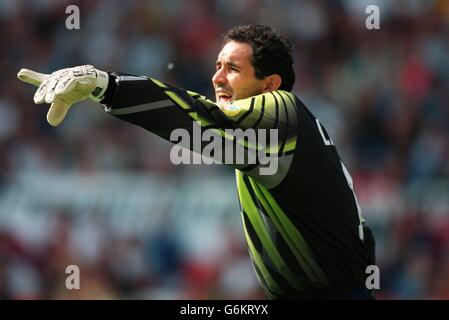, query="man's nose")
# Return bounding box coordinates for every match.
[212,68,226,86]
